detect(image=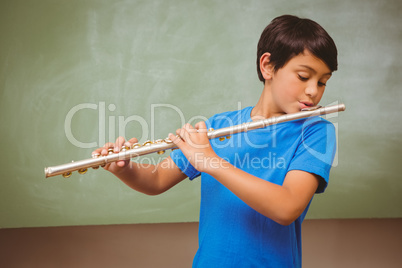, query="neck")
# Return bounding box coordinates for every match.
[250,84,284,120]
